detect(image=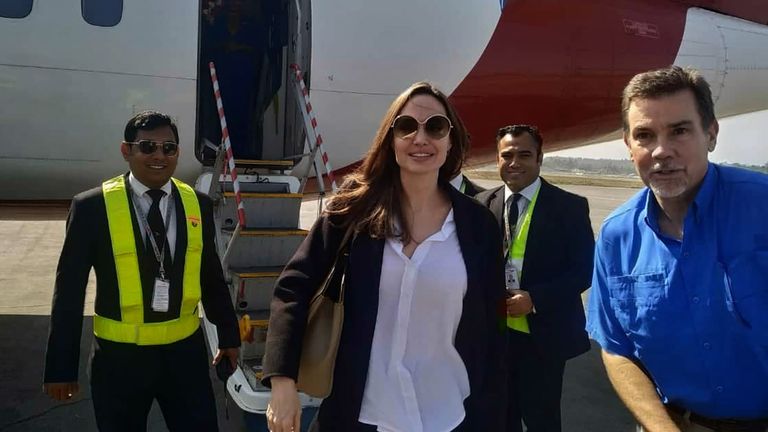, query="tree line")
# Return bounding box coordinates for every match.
[542,157,768,176]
